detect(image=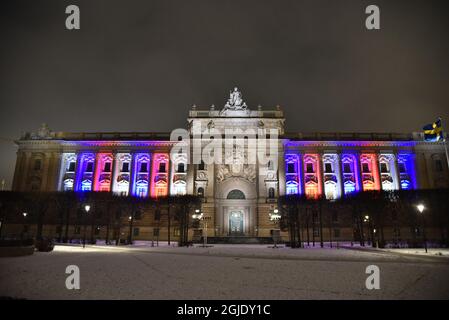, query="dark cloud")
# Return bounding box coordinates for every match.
[1,0,448,188]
